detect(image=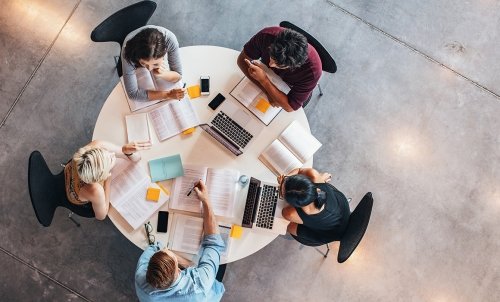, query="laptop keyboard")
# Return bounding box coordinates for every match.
[242,181,259,228]
[211,111,253,148]
[255,185,279,229]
